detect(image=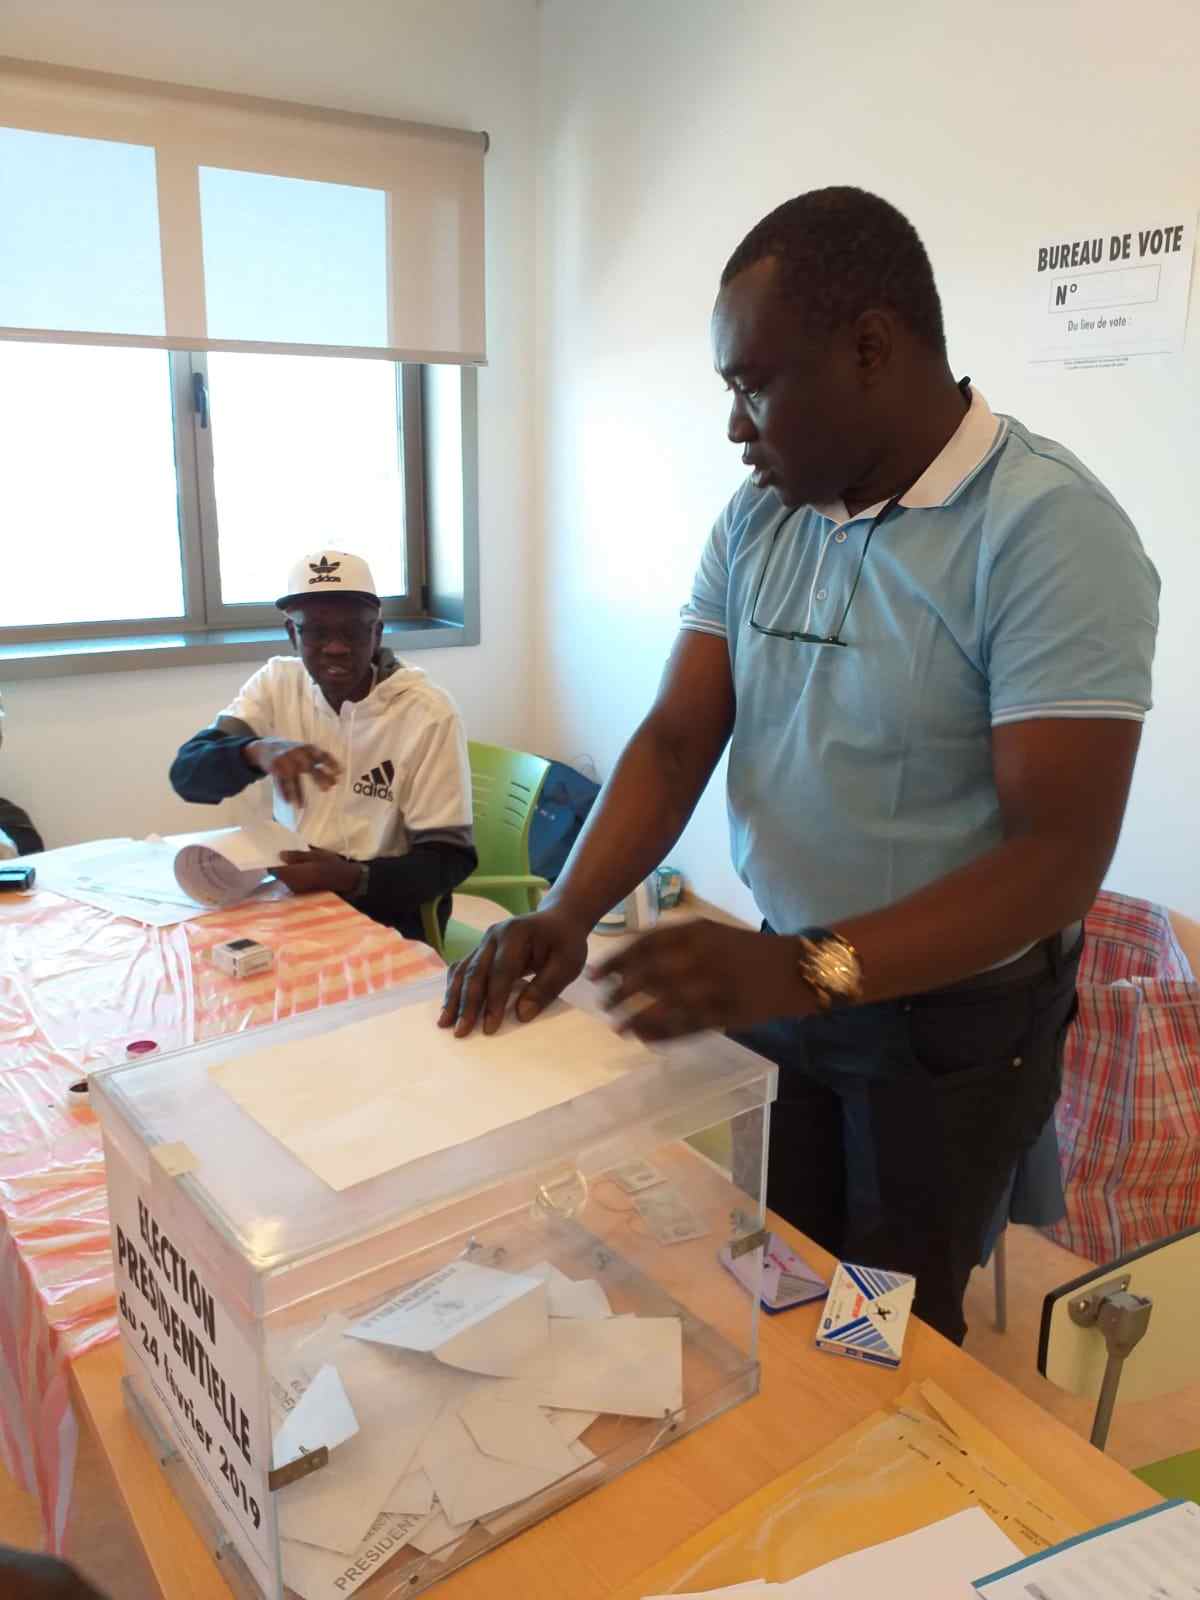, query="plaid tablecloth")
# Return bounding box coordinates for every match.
[0,882,442,1549]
